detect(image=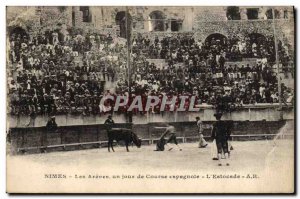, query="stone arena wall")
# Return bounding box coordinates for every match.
[7,105,294,128]
[8,119,291,154]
